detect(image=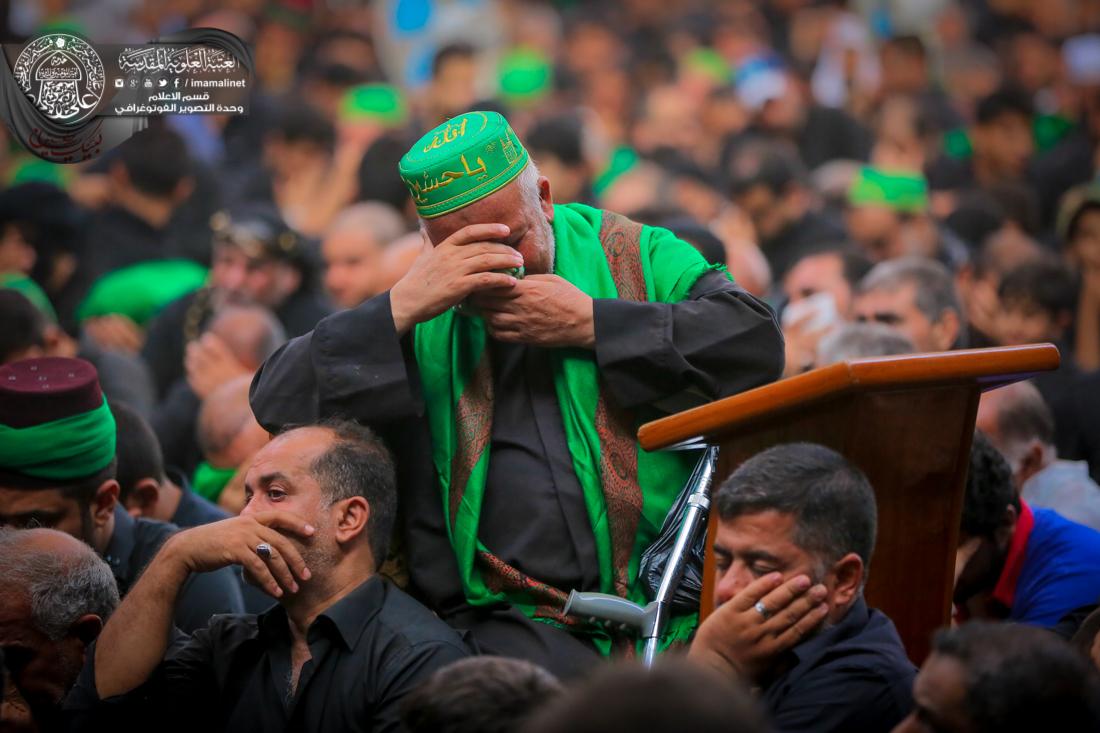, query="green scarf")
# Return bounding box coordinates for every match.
[191,461,236,502]
[0,396,116,479]
[414,203,725,655]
